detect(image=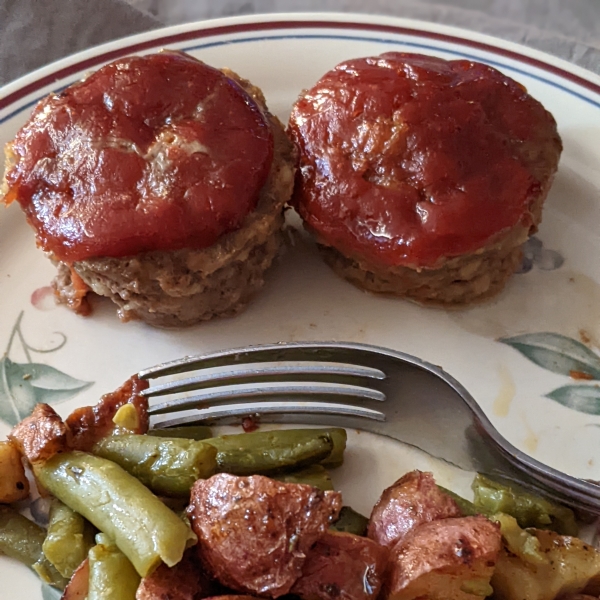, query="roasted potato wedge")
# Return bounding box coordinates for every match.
[386,515,502,600]
[368,470,461,547]
[291,530,388,600]
[9,403,69,464]
[492,528,600,600]
[0,440,29,502]
[136,549,214,600]
[188,474,342,597]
